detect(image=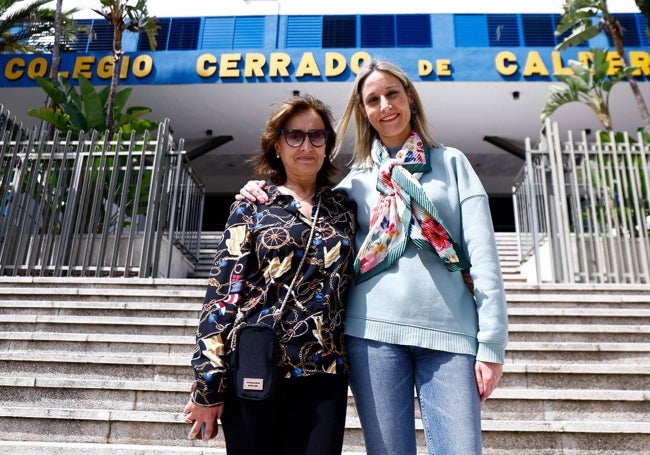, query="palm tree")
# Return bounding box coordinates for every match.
[92,0,158,133]
[0,0,80,53]
[541,48,636,131]
[555,0,650,132]
[49,0,63,81]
